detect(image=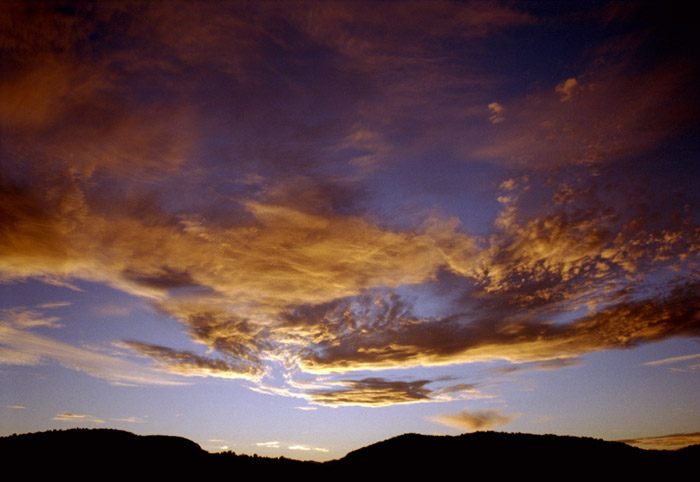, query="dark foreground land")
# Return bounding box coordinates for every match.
[2,428,697,479]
